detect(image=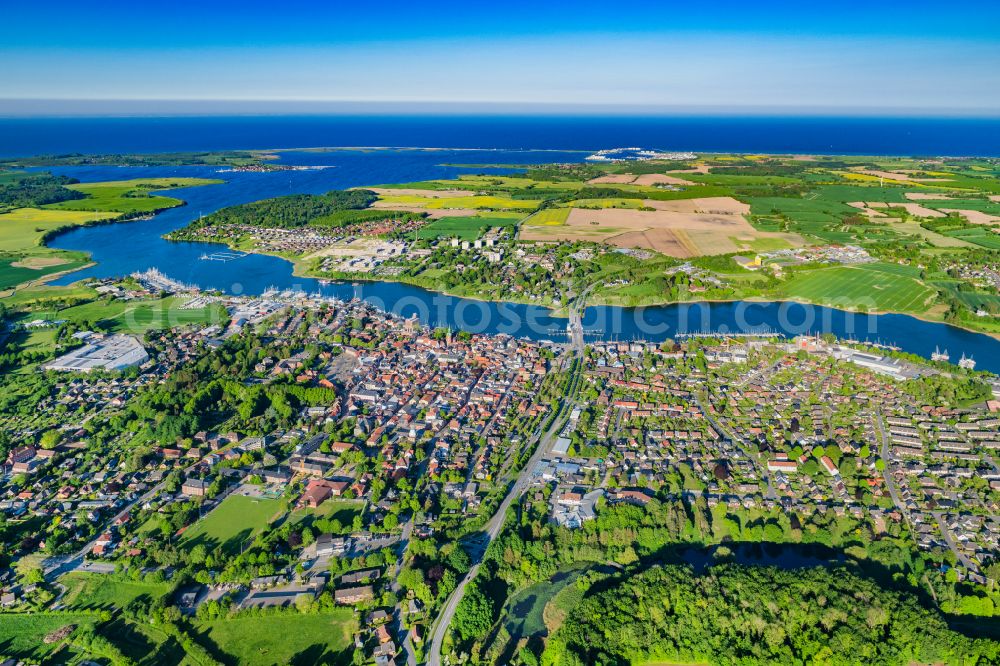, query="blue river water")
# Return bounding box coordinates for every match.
[32,147,1000,373]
